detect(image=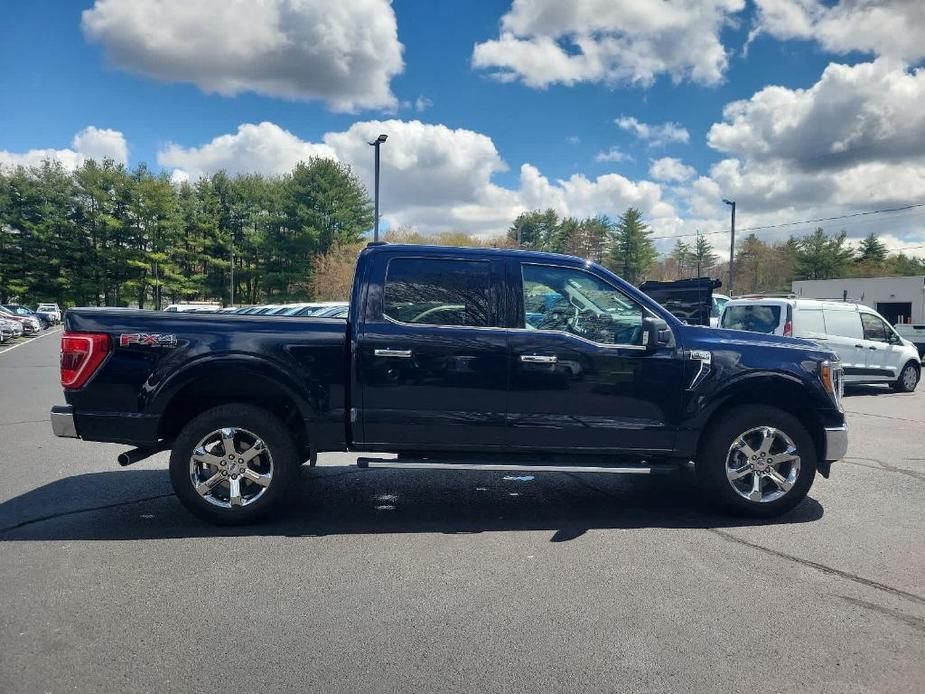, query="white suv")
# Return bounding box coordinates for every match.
[720,298,921,392]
